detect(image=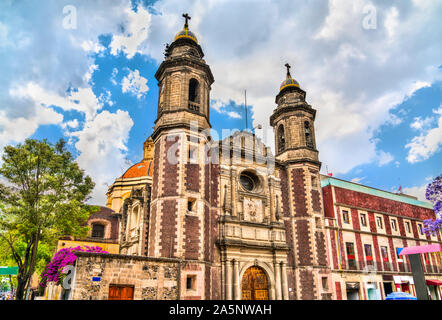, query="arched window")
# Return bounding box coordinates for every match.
[188,78,199,103]
[92,224,105,239]
[305,121,314,148]
[277,125,285,152]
